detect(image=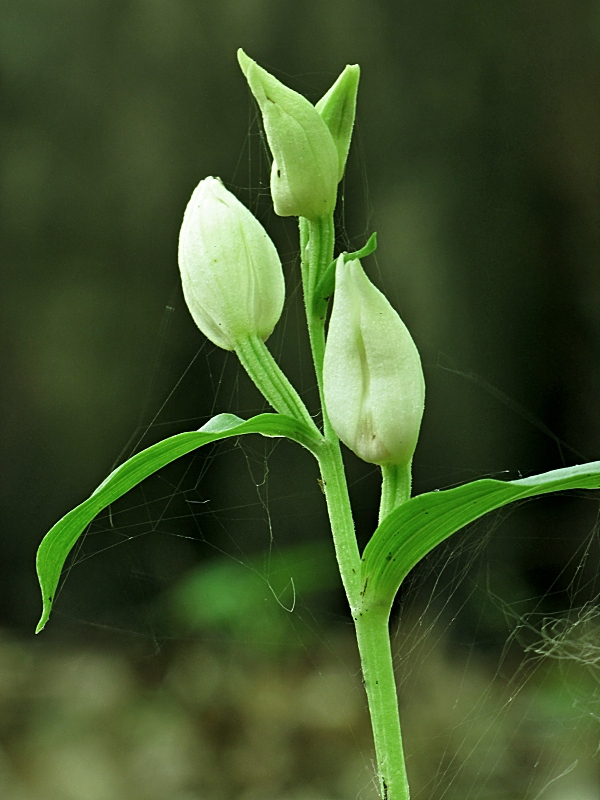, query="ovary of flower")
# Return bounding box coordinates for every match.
[323,258,425,466]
